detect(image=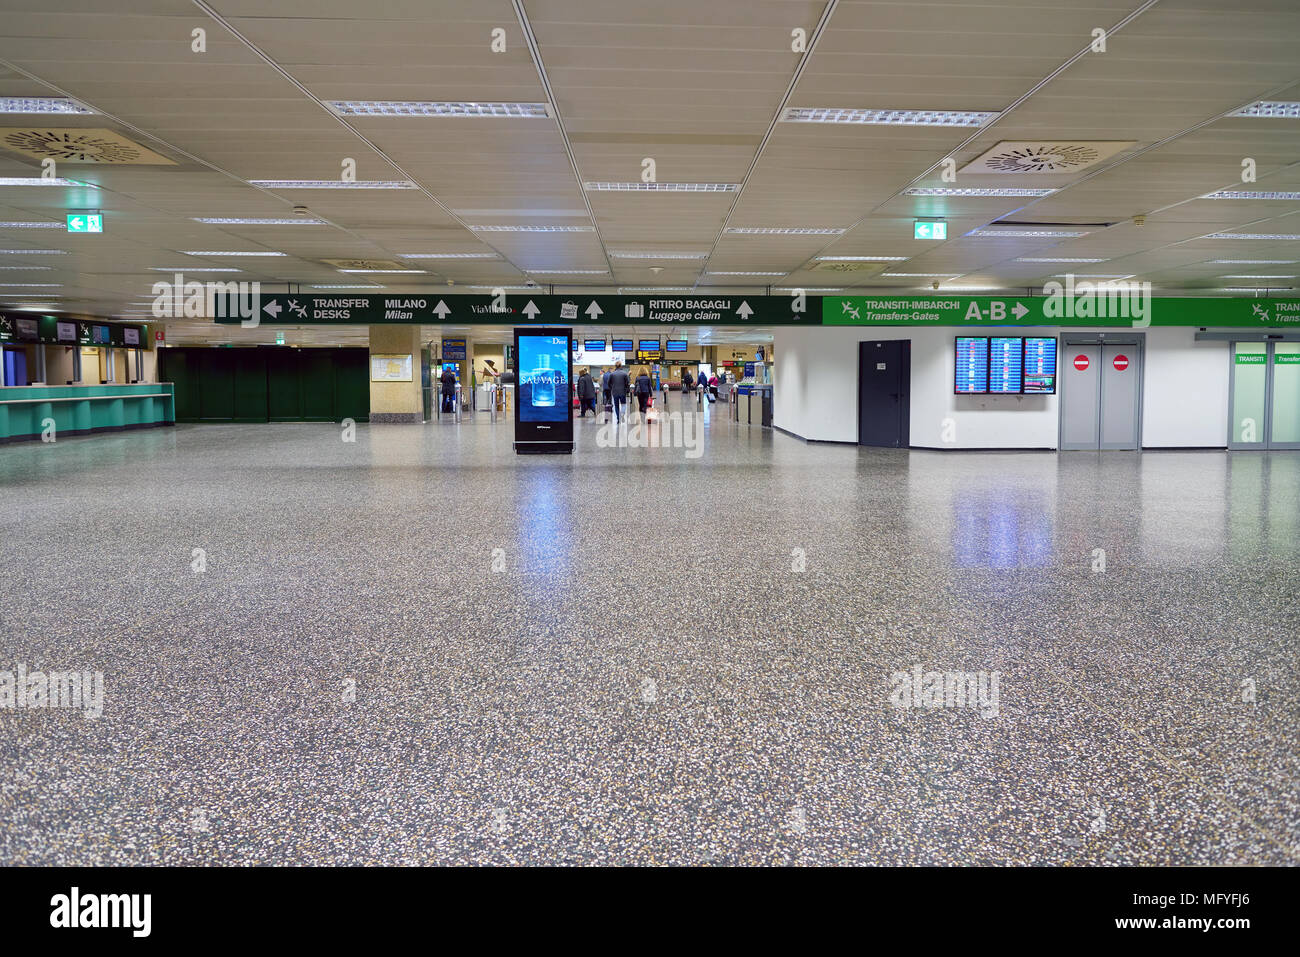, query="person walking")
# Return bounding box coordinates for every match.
[440,365,457,414]
[634,367,653,414]
[681,369,693,404]
[600,368,612,420]
[576,367,597,418]
[608,361,630,424]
